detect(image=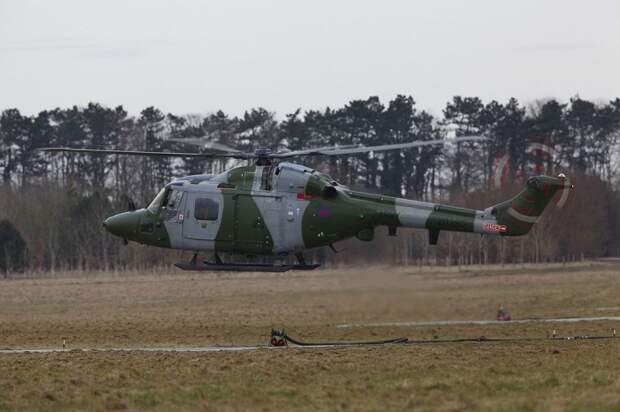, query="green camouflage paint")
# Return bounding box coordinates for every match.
[214,182,275,255]
[139,211,172,248]
[426,205,475,233]
[103,210,171,248]
[494,175,567,236]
